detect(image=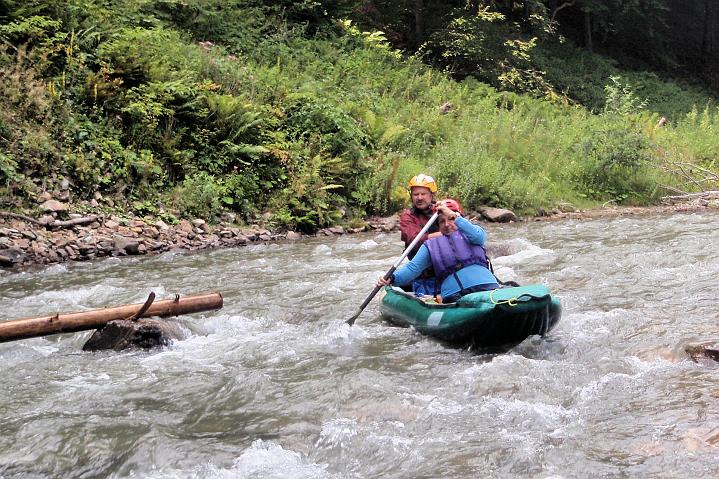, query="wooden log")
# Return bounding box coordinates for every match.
[0,292,223,343]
